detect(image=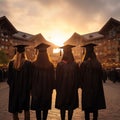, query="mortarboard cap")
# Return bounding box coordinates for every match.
[82,43,97,51]
[82,43,97,60]
[82,43,97,47]
[59,44,75,57]
[60,44,75,61]
[35,43,50,52]
[60,44,75,51]
[14,45,28,53]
